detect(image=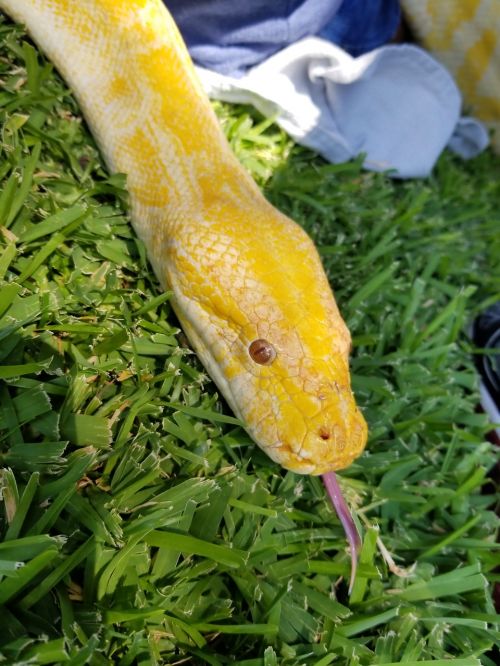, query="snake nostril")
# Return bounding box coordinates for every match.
[318,428,331,441]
